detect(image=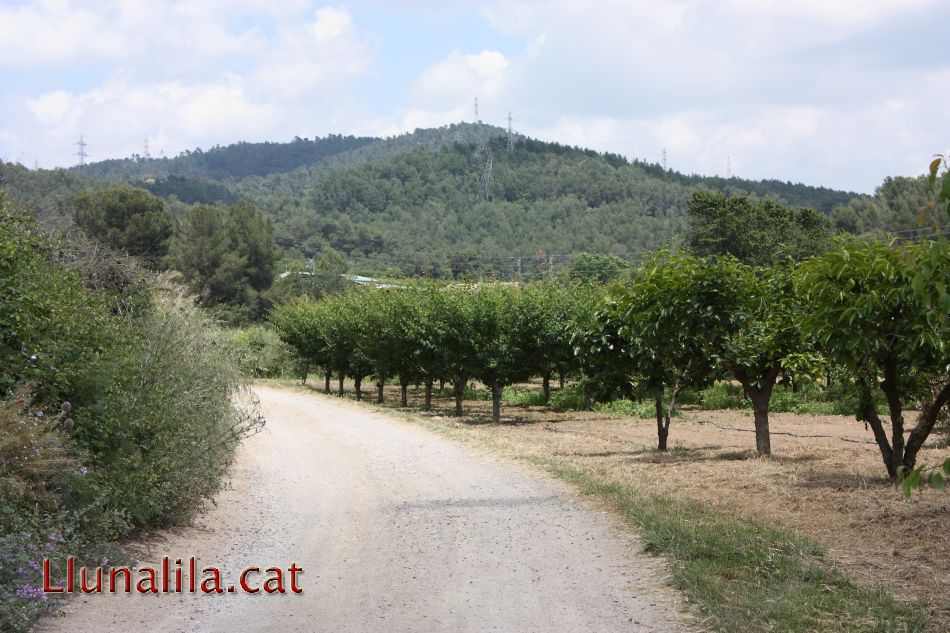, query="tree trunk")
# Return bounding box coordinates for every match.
[655,394,668,451]
[583,385,593,411]
[881,361,905,476]
[738,364,779,457]
[400,377,409,408]
[749,391,772,456]
[300,362,309,385]
[453,379,465,417]
[377,376,385,404]
[492,382,503,424]
[424,379,433,411]
[559,371,566,390]
[858,381,896,478]
[337,374,344,397]
[354,375,362,401]
[439,378,444,391]
[542,374,551,404]
[324,368,331,394]
[904,382,950,471]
